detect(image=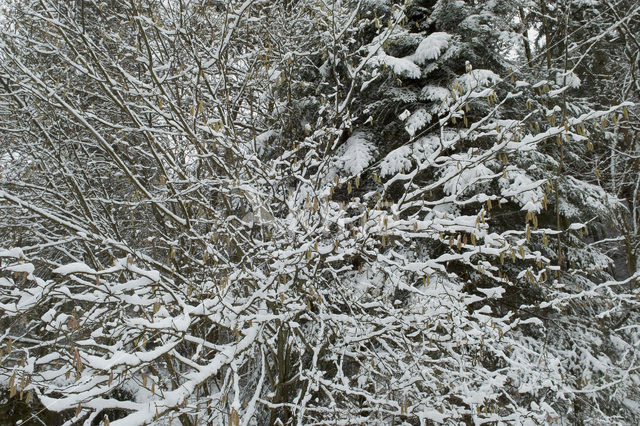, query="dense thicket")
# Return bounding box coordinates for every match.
[0,0,638,424]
